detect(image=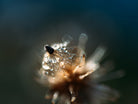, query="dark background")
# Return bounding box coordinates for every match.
[0,0,138,104]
